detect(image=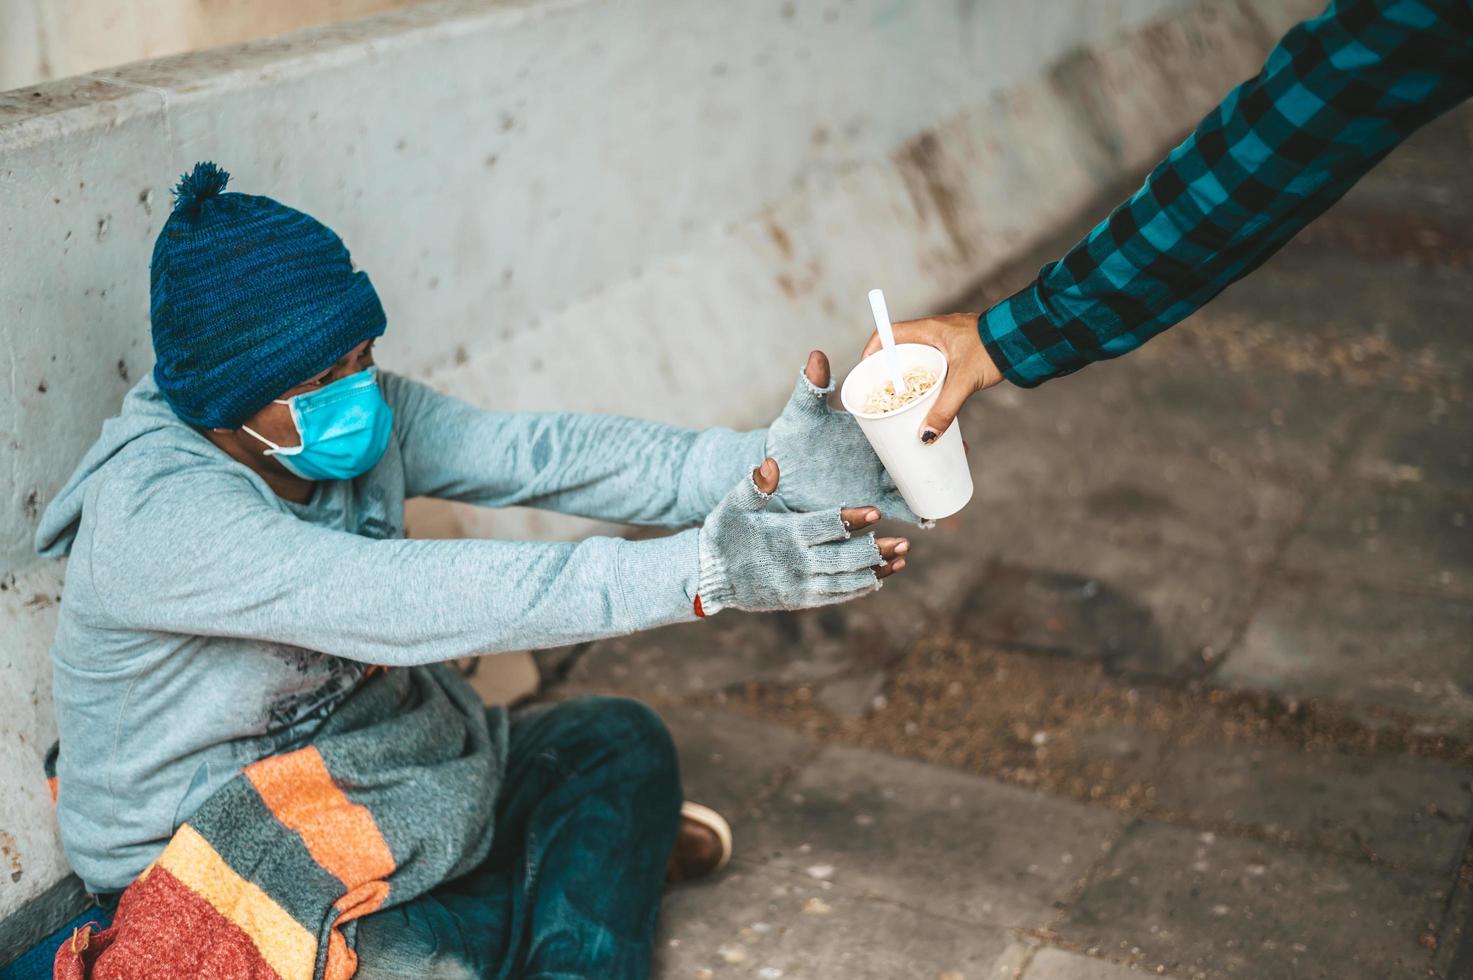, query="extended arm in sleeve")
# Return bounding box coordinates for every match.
[383,372,766,526]
[980,0,1473,386]
[85,465,701,666]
